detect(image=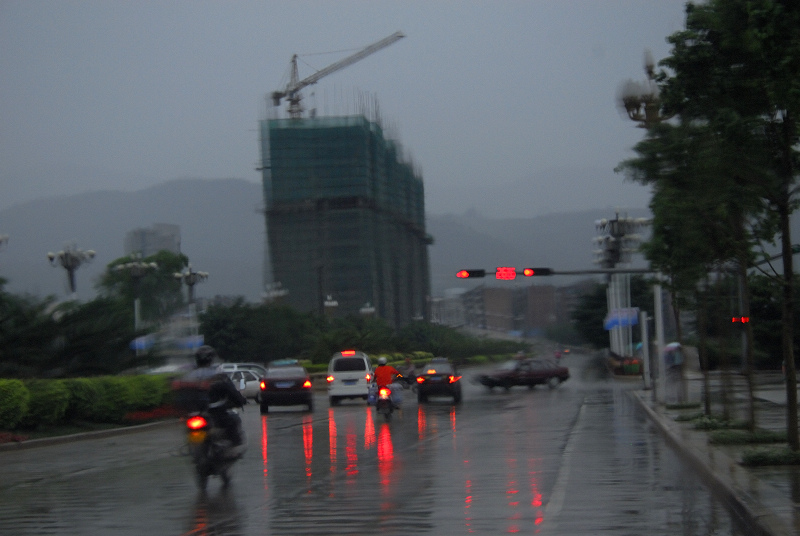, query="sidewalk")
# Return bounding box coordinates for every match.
[631,372,800,536]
